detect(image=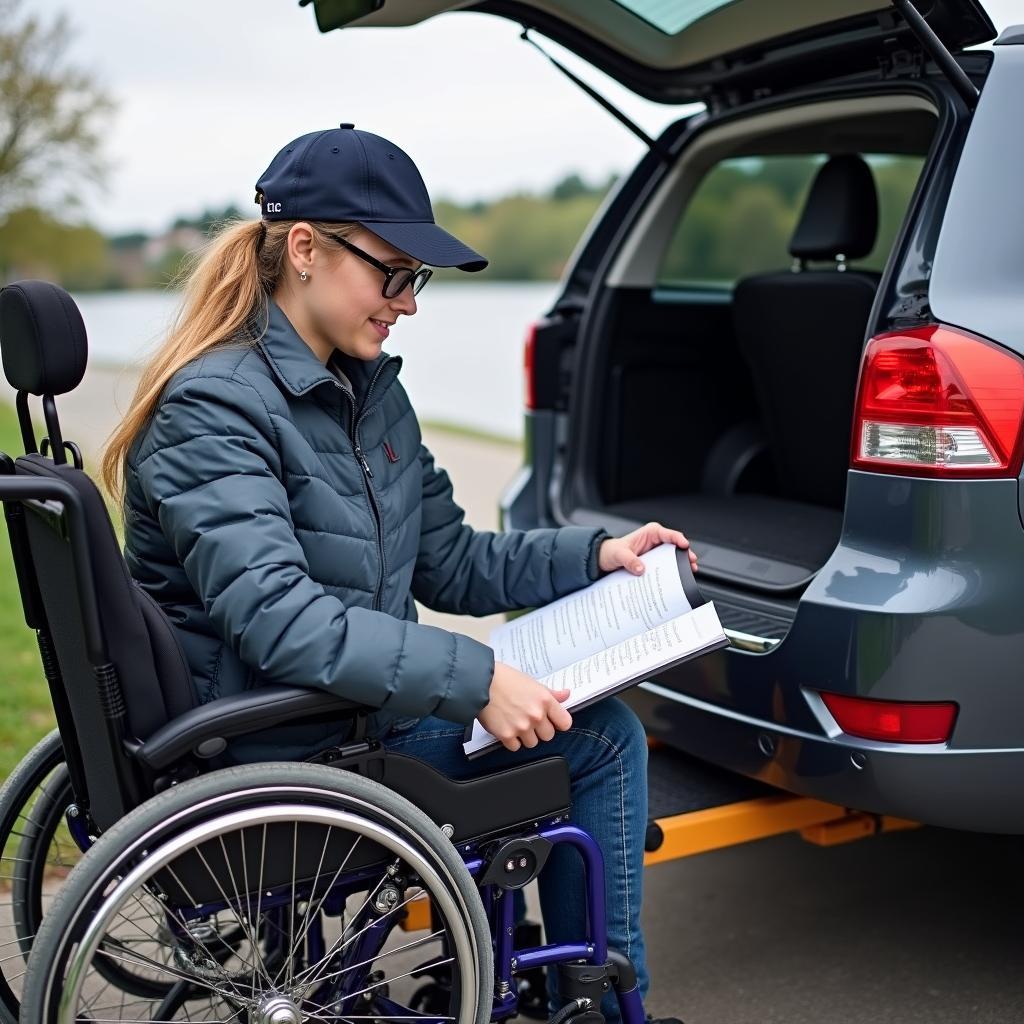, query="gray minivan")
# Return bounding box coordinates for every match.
[312,0,1024,834]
